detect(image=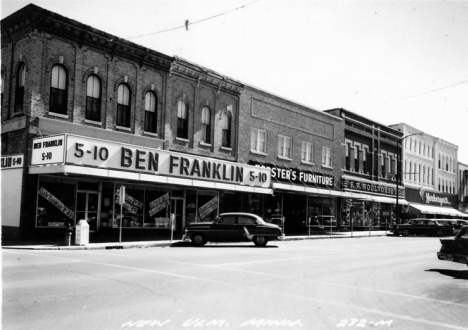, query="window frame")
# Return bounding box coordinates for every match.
[85,74,102,122]
[221,112,232,148]
[200,106,211,144]
[177,99,189,139]
[251,128,267,154]
[116,83,131,128]
[278,135,292,159]
[14,63,26,113]
[49,64,68,115]
[144,91,158,133]
[301,141,314,164]
[322,146,333,167]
